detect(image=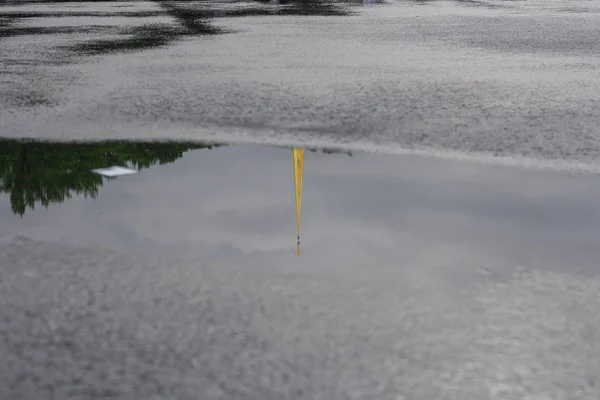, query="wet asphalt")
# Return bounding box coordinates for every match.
[2,1,600,399]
